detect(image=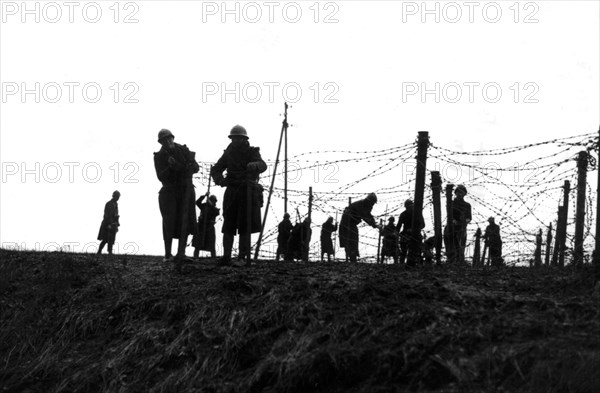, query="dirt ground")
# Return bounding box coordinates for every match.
[1,249,599,393]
